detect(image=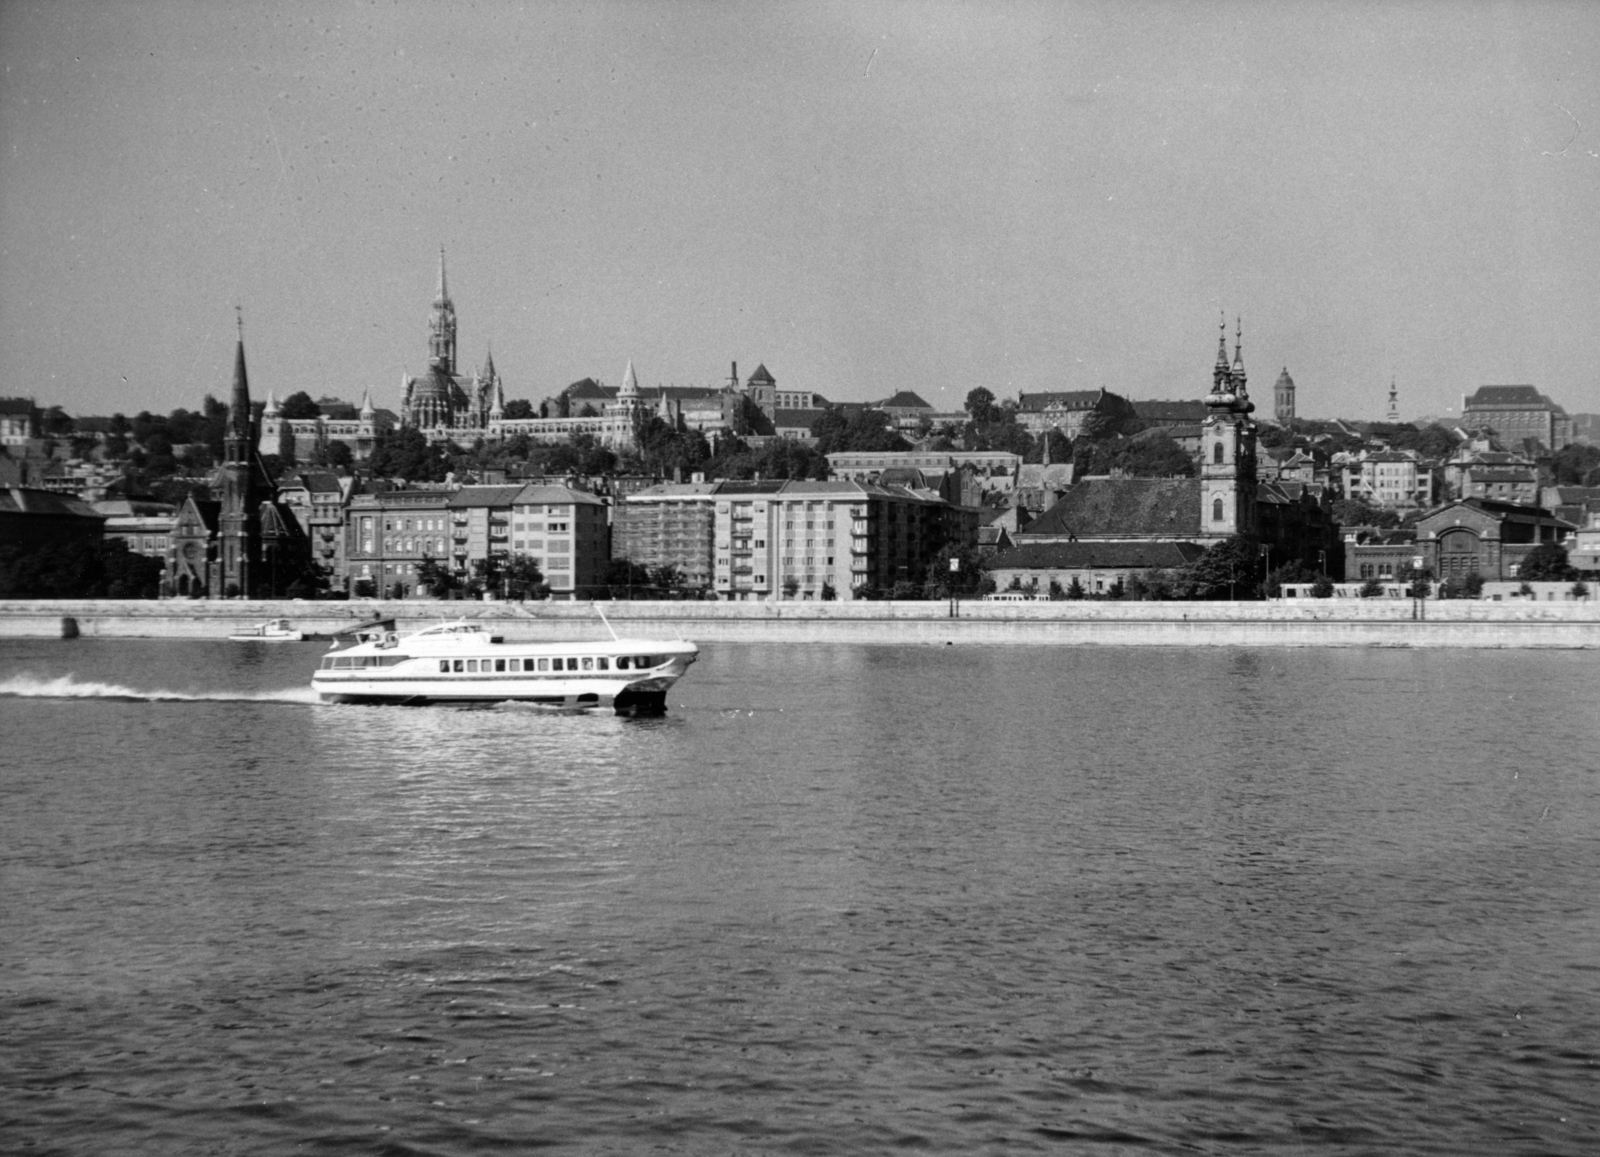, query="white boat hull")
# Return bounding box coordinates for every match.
[309,623,696,714]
